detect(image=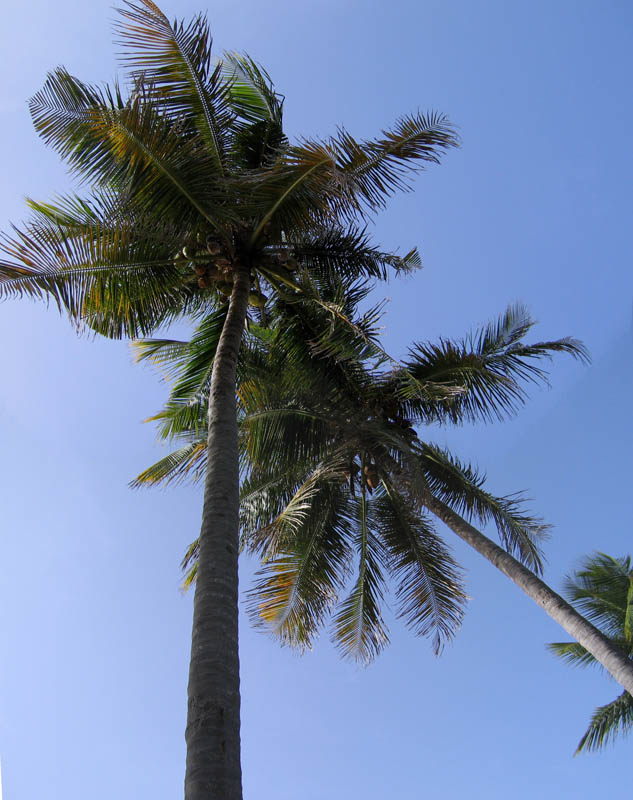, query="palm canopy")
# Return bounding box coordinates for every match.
[0,4,464,795]
[0,0,456,336]
[548,553,633,754]
[0,4,463,796]
[135,284,587,663]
